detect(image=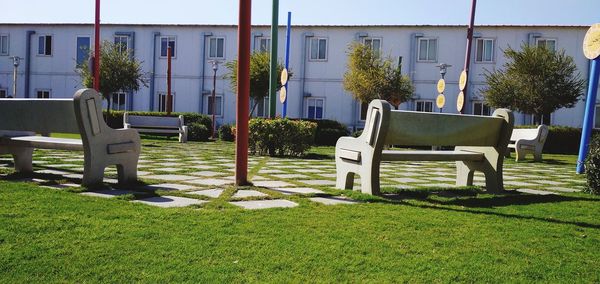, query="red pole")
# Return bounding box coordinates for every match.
[236,0,251,185]
[93,0,101,91]
[462,0,477,114]
[167,46,172,114]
